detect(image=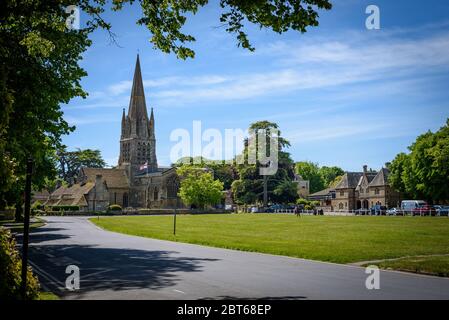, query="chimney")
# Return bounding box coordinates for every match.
[363,165,368,174]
